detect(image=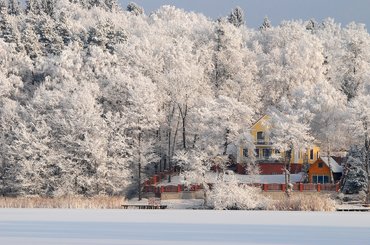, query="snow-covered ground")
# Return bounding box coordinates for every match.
[159,172,304,186]
[0,209,369,245]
